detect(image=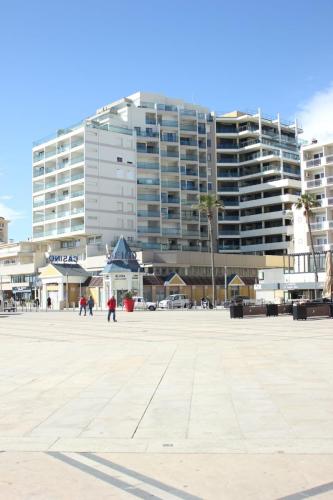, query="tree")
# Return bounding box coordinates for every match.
[195,194,224,307]
[295,193,320,297]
